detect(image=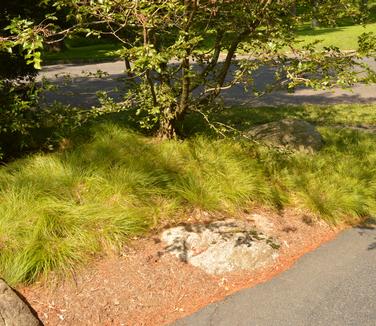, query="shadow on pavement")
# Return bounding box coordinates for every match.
[40,60,376,108]
[41,74,376,109]
[356,217,376,251]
